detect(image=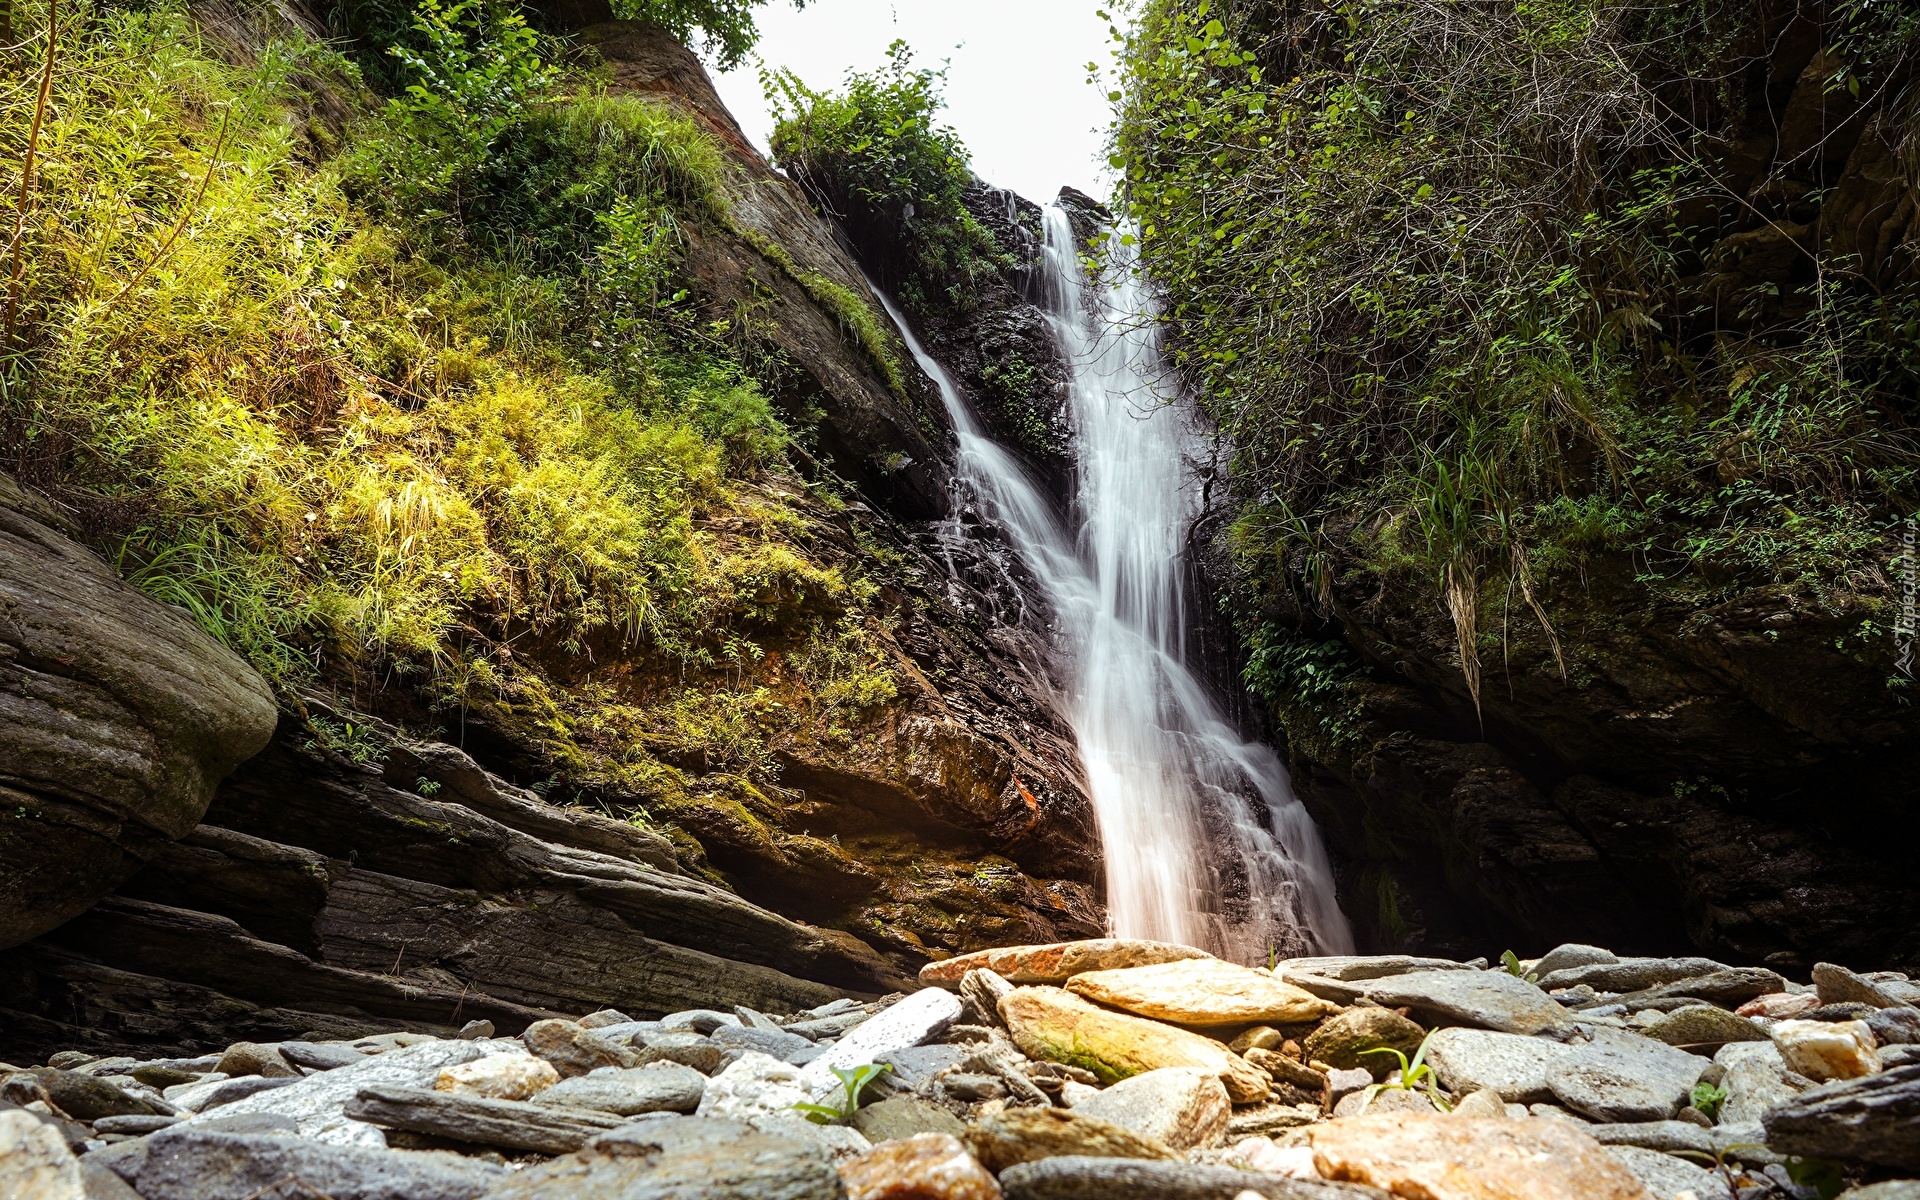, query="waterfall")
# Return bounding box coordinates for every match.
[876,205,1353,963]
